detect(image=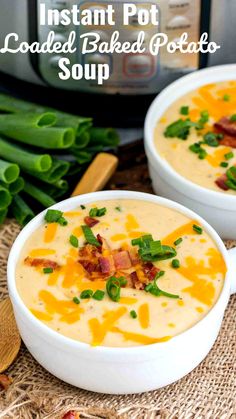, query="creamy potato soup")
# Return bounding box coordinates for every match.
[16,200,226,347]
[155,81,236,194]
